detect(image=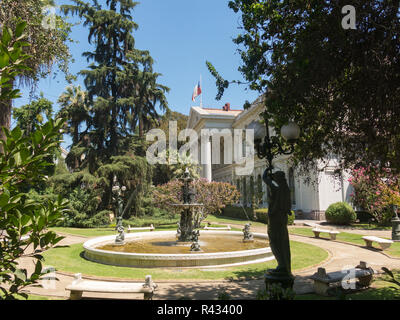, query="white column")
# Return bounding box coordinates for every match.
[204,137,212,181]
